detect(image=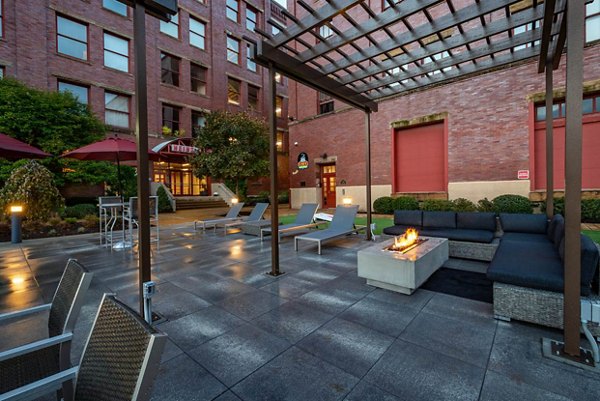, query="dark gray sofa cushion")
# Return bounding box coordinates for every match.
[547,214,564,241]
[422,211,456,229]
[457,212,496,231]
[419,228,494,243]
[393,210,422,227]
[501,232,551,244]
[500,213,548,234]
[552,218,564,247]
[581,234,599,293]
[383,225,417,236]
